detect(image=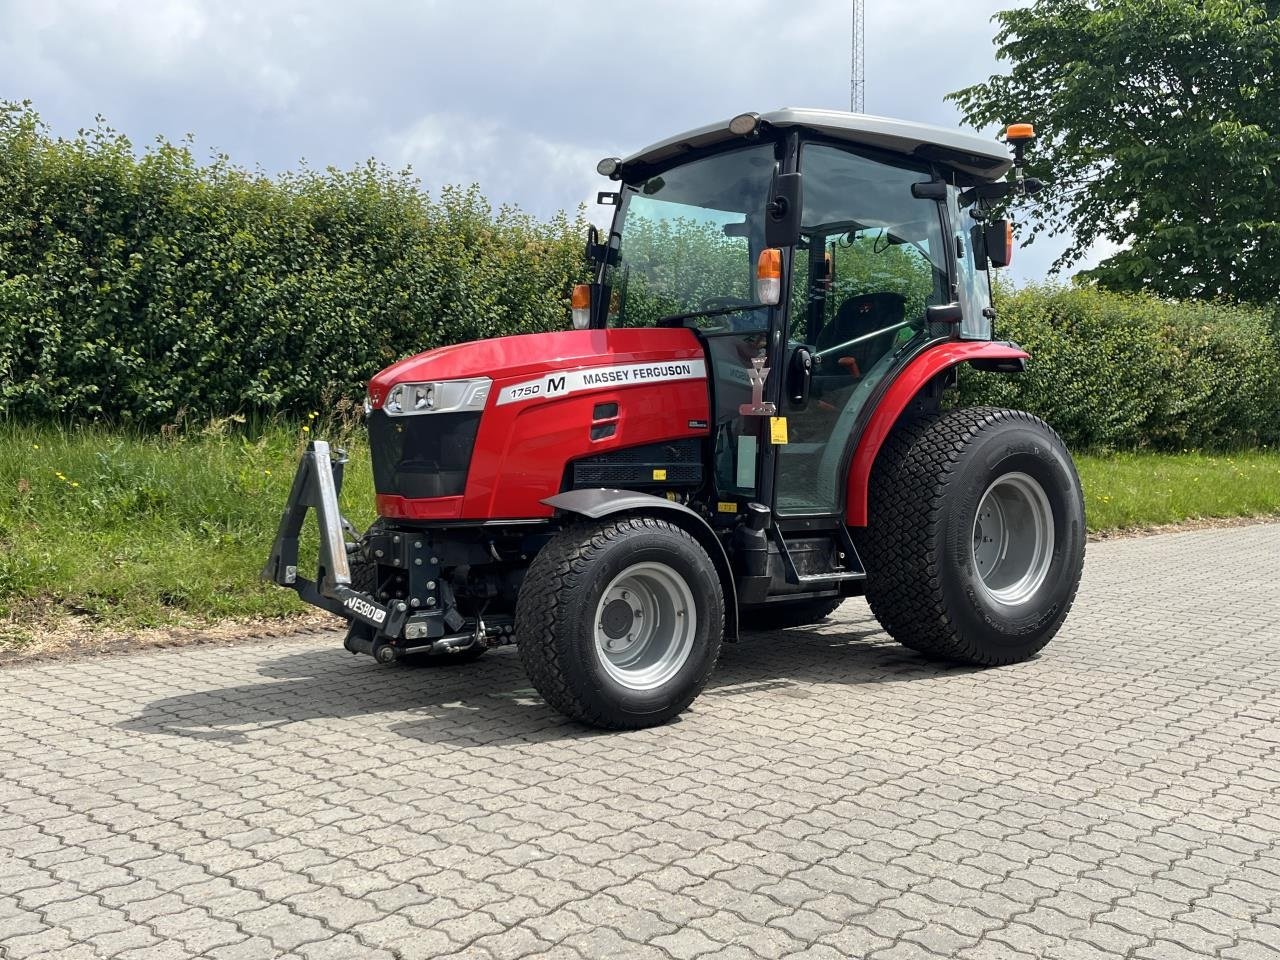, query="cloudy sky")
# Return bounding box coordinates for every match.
[1,0,1093,281]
